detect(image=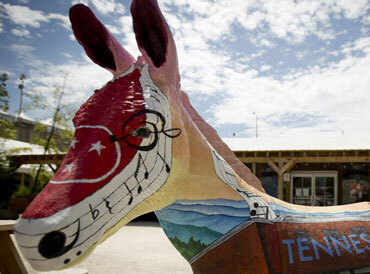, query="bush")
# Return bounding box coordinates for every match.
[12,185,32,198]
[0,165,18,209]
